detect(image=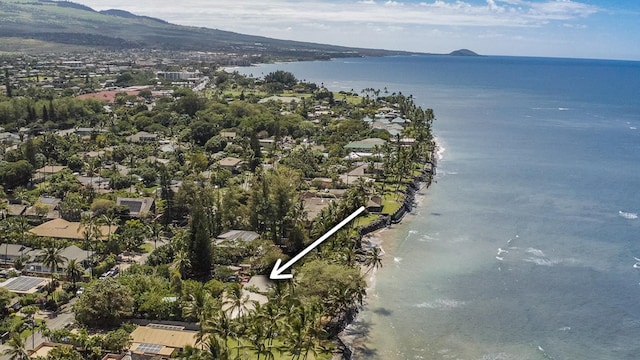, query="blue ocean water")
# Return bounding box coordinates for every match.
[237,55,640,359]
